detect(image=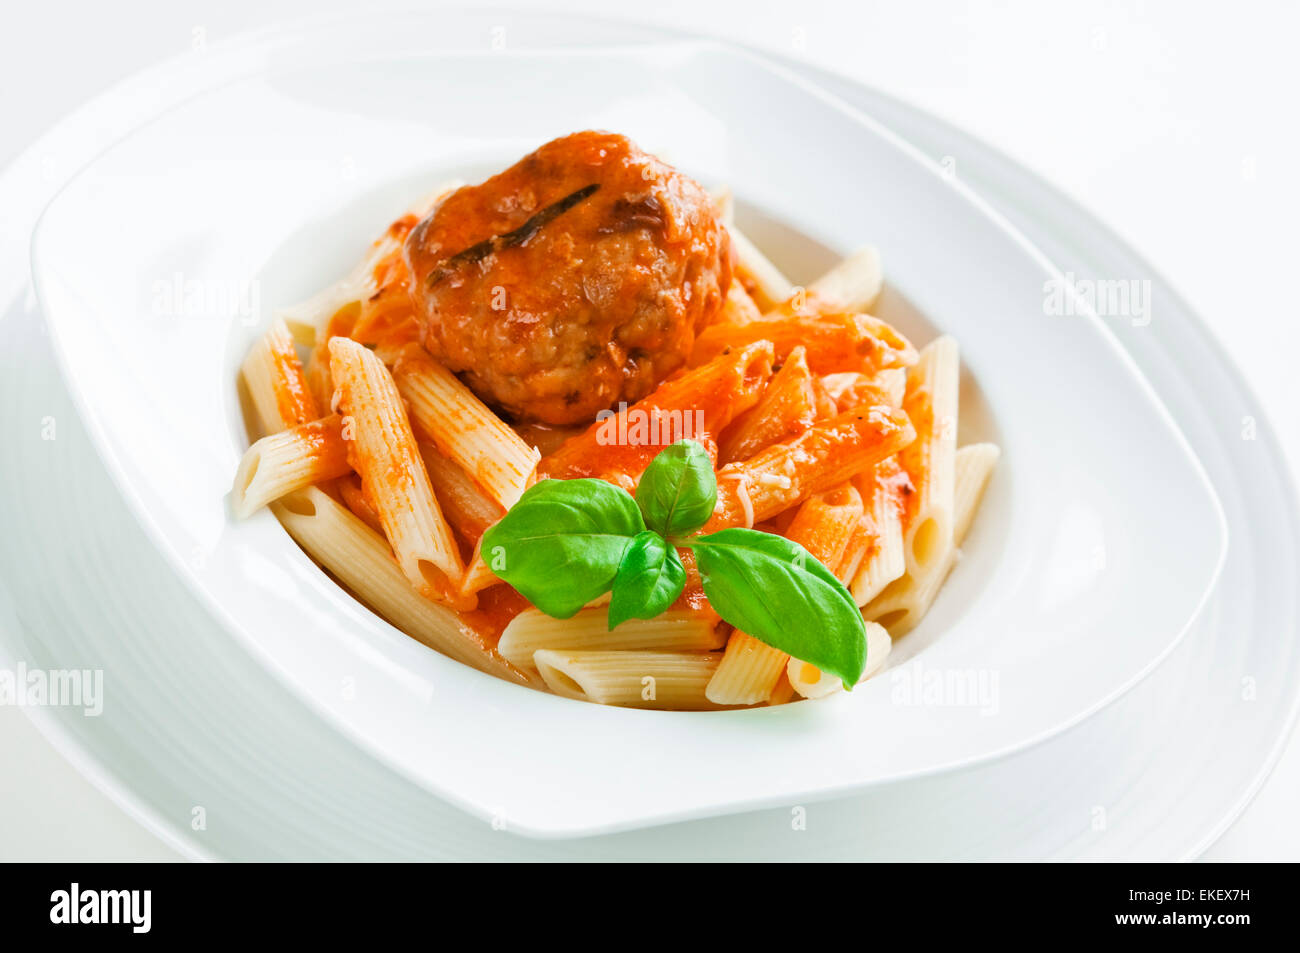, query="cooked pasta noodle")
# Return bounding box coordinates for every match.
[866,443,999,636]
